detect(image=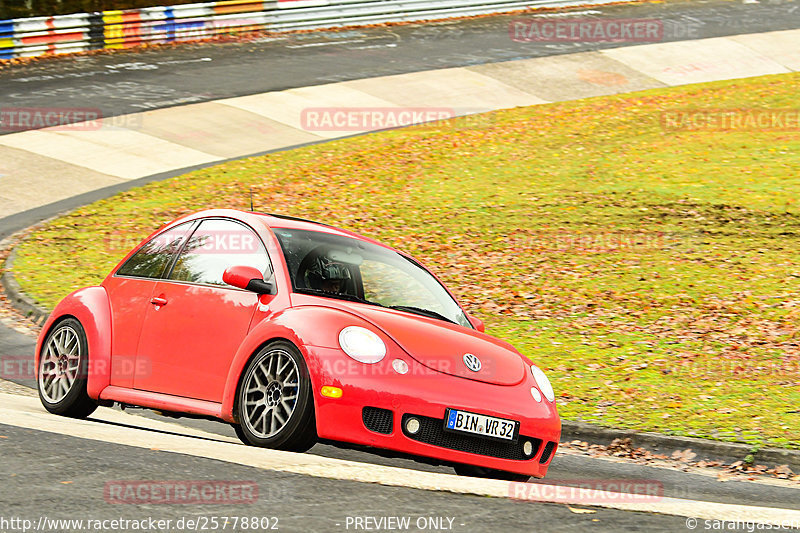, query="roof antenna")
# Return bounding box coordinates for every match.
[249,187,254,212]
